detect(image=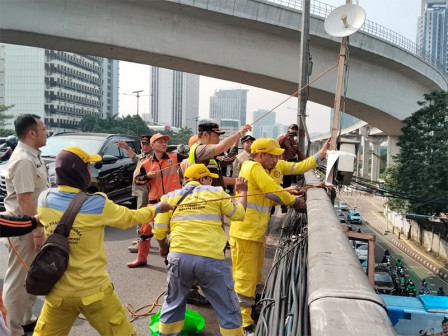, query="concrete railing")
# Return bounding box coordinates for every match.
[305,171,395,335]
